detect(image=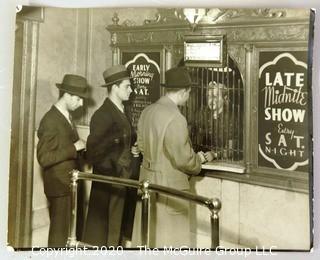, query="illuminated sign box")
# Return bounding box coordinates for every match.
[184,35,226,67]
